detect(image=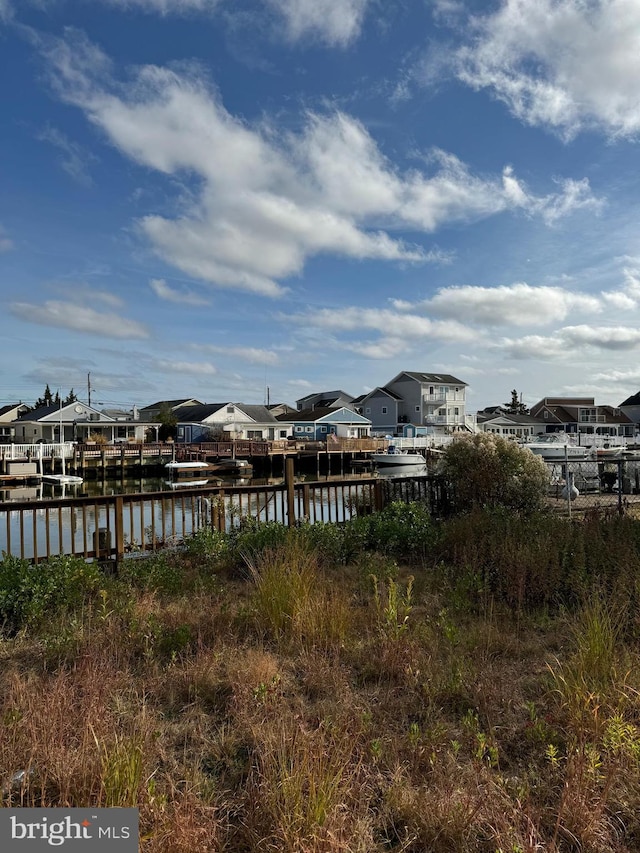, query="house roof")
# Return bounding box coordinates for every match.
[296,390,353,404]
[277,406,369,423]
[140,398,202,411]
[532,401,633,425]
[17,404,60,421]
[389,371,467,386]
[175,403,279,423]
[0,403,26,419]
[479,413,545,426]
[377,387,403,401]
[620,391,640,407]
